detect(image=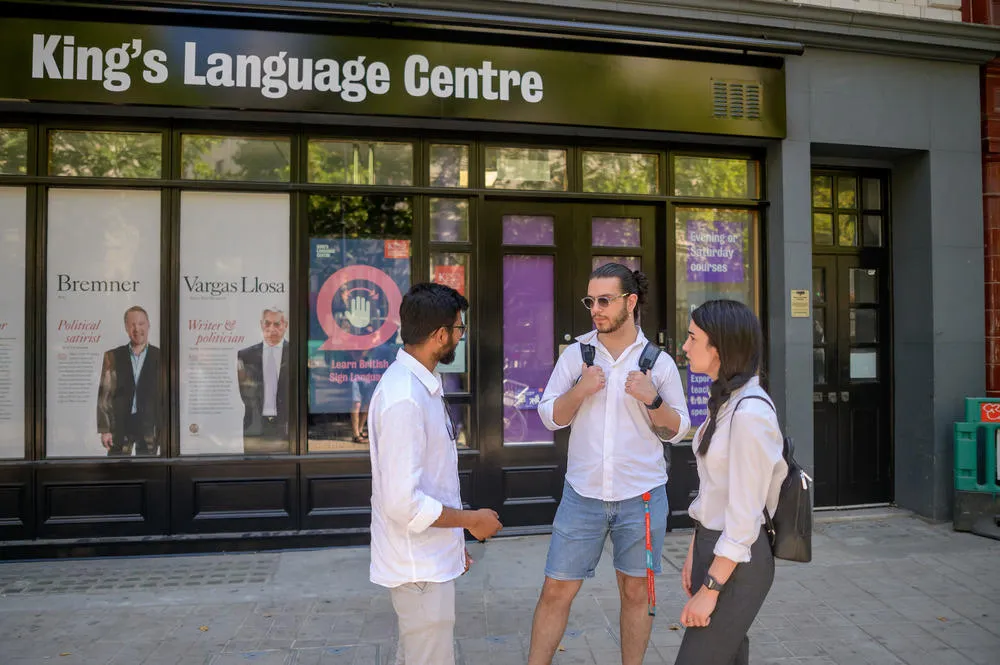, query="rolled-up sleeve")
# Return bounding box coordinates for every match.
[538,344,581,431]
[654,356,691,444]
[714,408,782,563]
[374,398,444,534]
